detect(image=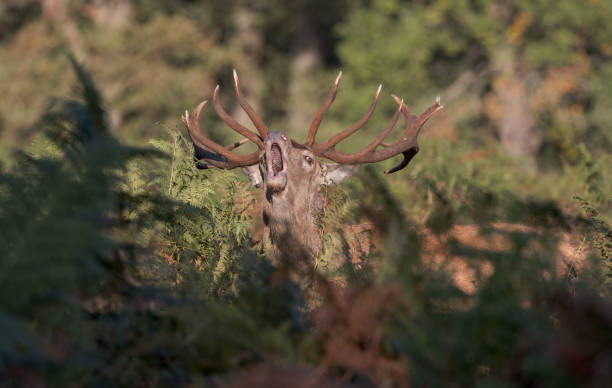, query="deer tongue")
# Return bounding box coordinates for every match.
[270,144,283,175]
